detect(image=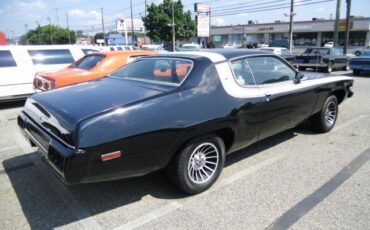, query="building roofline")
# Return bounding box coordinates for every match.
[211,17,370,29]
